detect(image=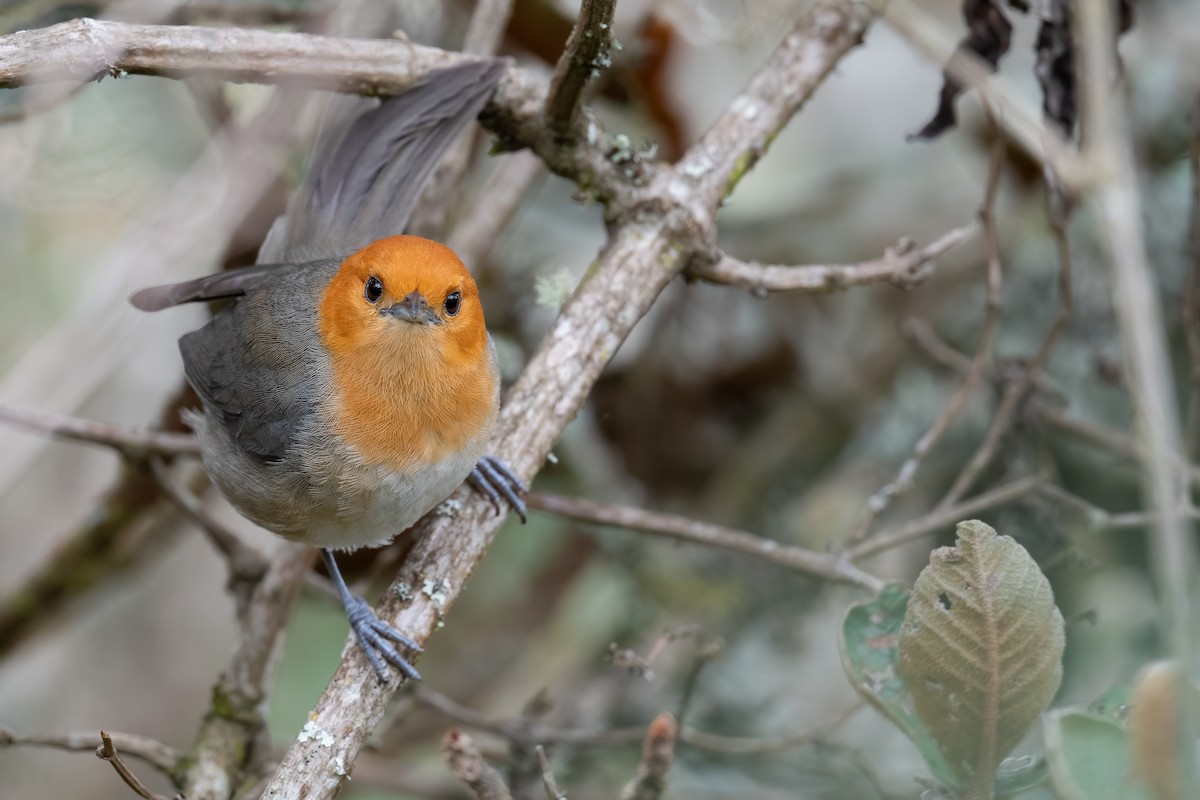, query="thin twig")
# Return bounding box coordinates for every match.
[535,746,567,800]
[690,223,977,295]
[619,713,677,800]
[544,0,617,140]
[527,490,883,592]
[0,727,180,776]
[443,728,514,800]
[937,149,1075,508]
[846,476,1040,560]
[408,684,862,755]
[0,401,199,458]
[97,730,179,800]
[854,128,1006,540]
[1078,1,1196,784]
